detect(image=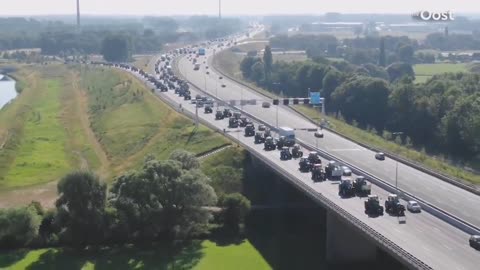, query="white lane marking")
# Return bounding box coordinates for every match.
[442,243,453,251]
[326,148,363,151]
